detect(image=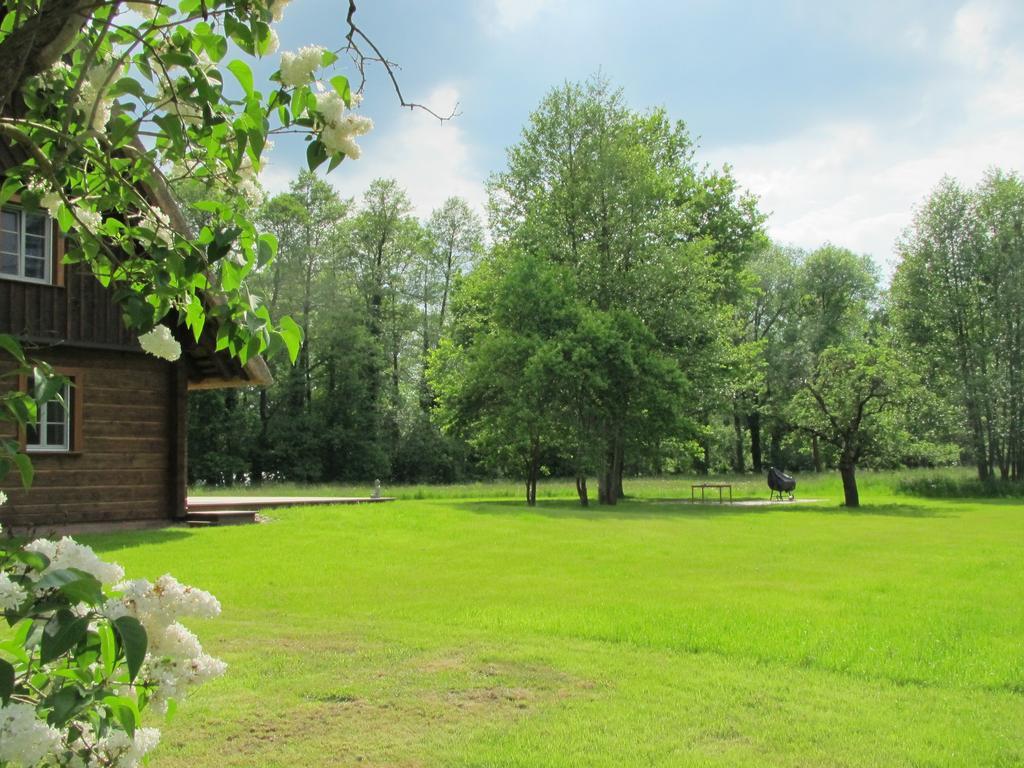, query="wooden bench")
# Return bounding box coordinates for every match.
[691,483,733,503]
